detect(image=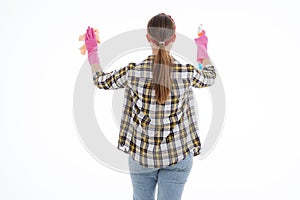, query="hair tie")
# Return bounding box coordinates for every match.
[159,41,165,46]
